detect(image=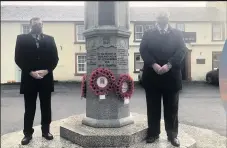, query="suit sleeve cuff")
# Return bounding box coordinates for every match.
[47,69,52,73]
[167,62,172,69]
